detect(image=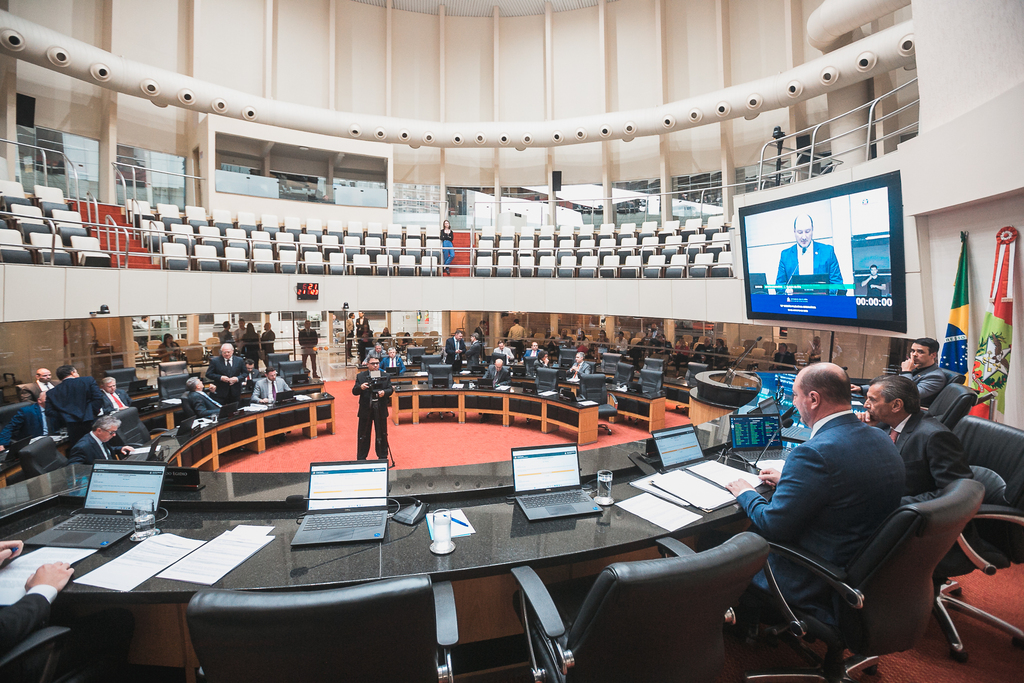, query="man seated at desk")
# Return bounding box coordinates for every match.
[184,377,222,419]
[484,358,512,388]
[362,342,385,367]
[523,340,542,360]
[98,377,132,415]
[566,351,594,382]
[0,391,53,456]
[493,340,516,365]
[723,363,905,629]
[67,415,135,466]
[252,367,291,404]
[380,347,406,374]
[240,358,264,390]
